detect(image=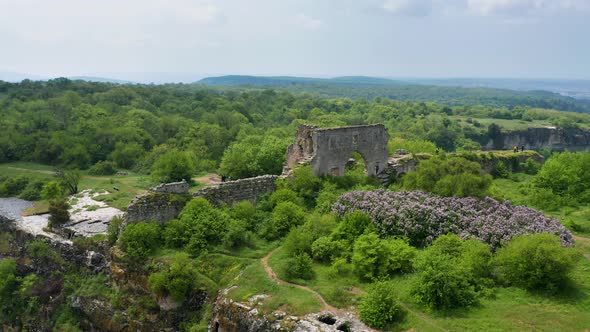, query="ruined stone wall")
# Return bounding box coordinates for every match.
[125,193,191,224]
[193,175,278,206]
[311,124,389,177]
[485,127,590,151]
[150,180,190,194]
